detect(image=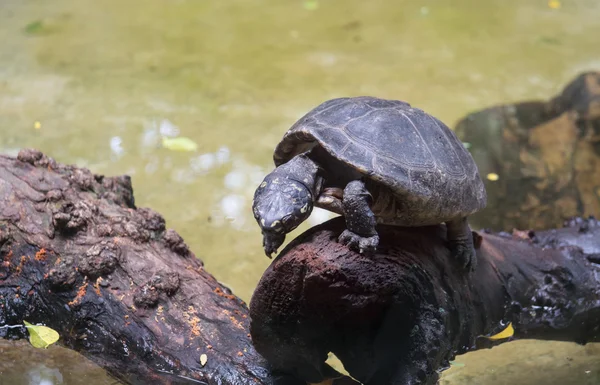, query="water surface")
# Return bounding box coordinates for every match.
[1,0,599,383]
